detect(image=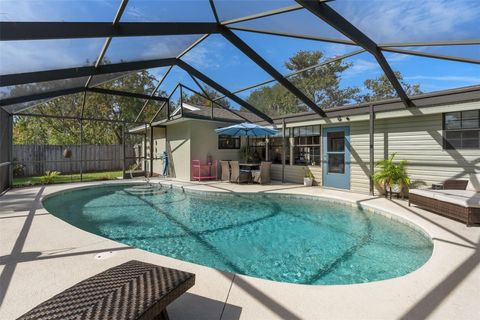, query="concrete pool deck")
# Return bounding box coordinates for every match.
[1,179,479,320]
